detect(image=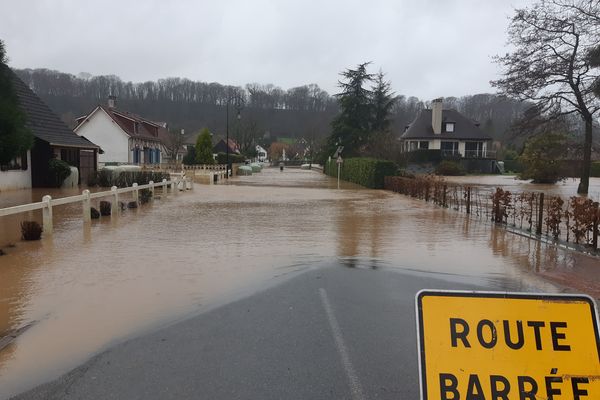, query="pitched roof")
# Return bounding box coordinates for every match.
[10,69,100,149]
[76,105,164,142]
[400,109,492,141]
